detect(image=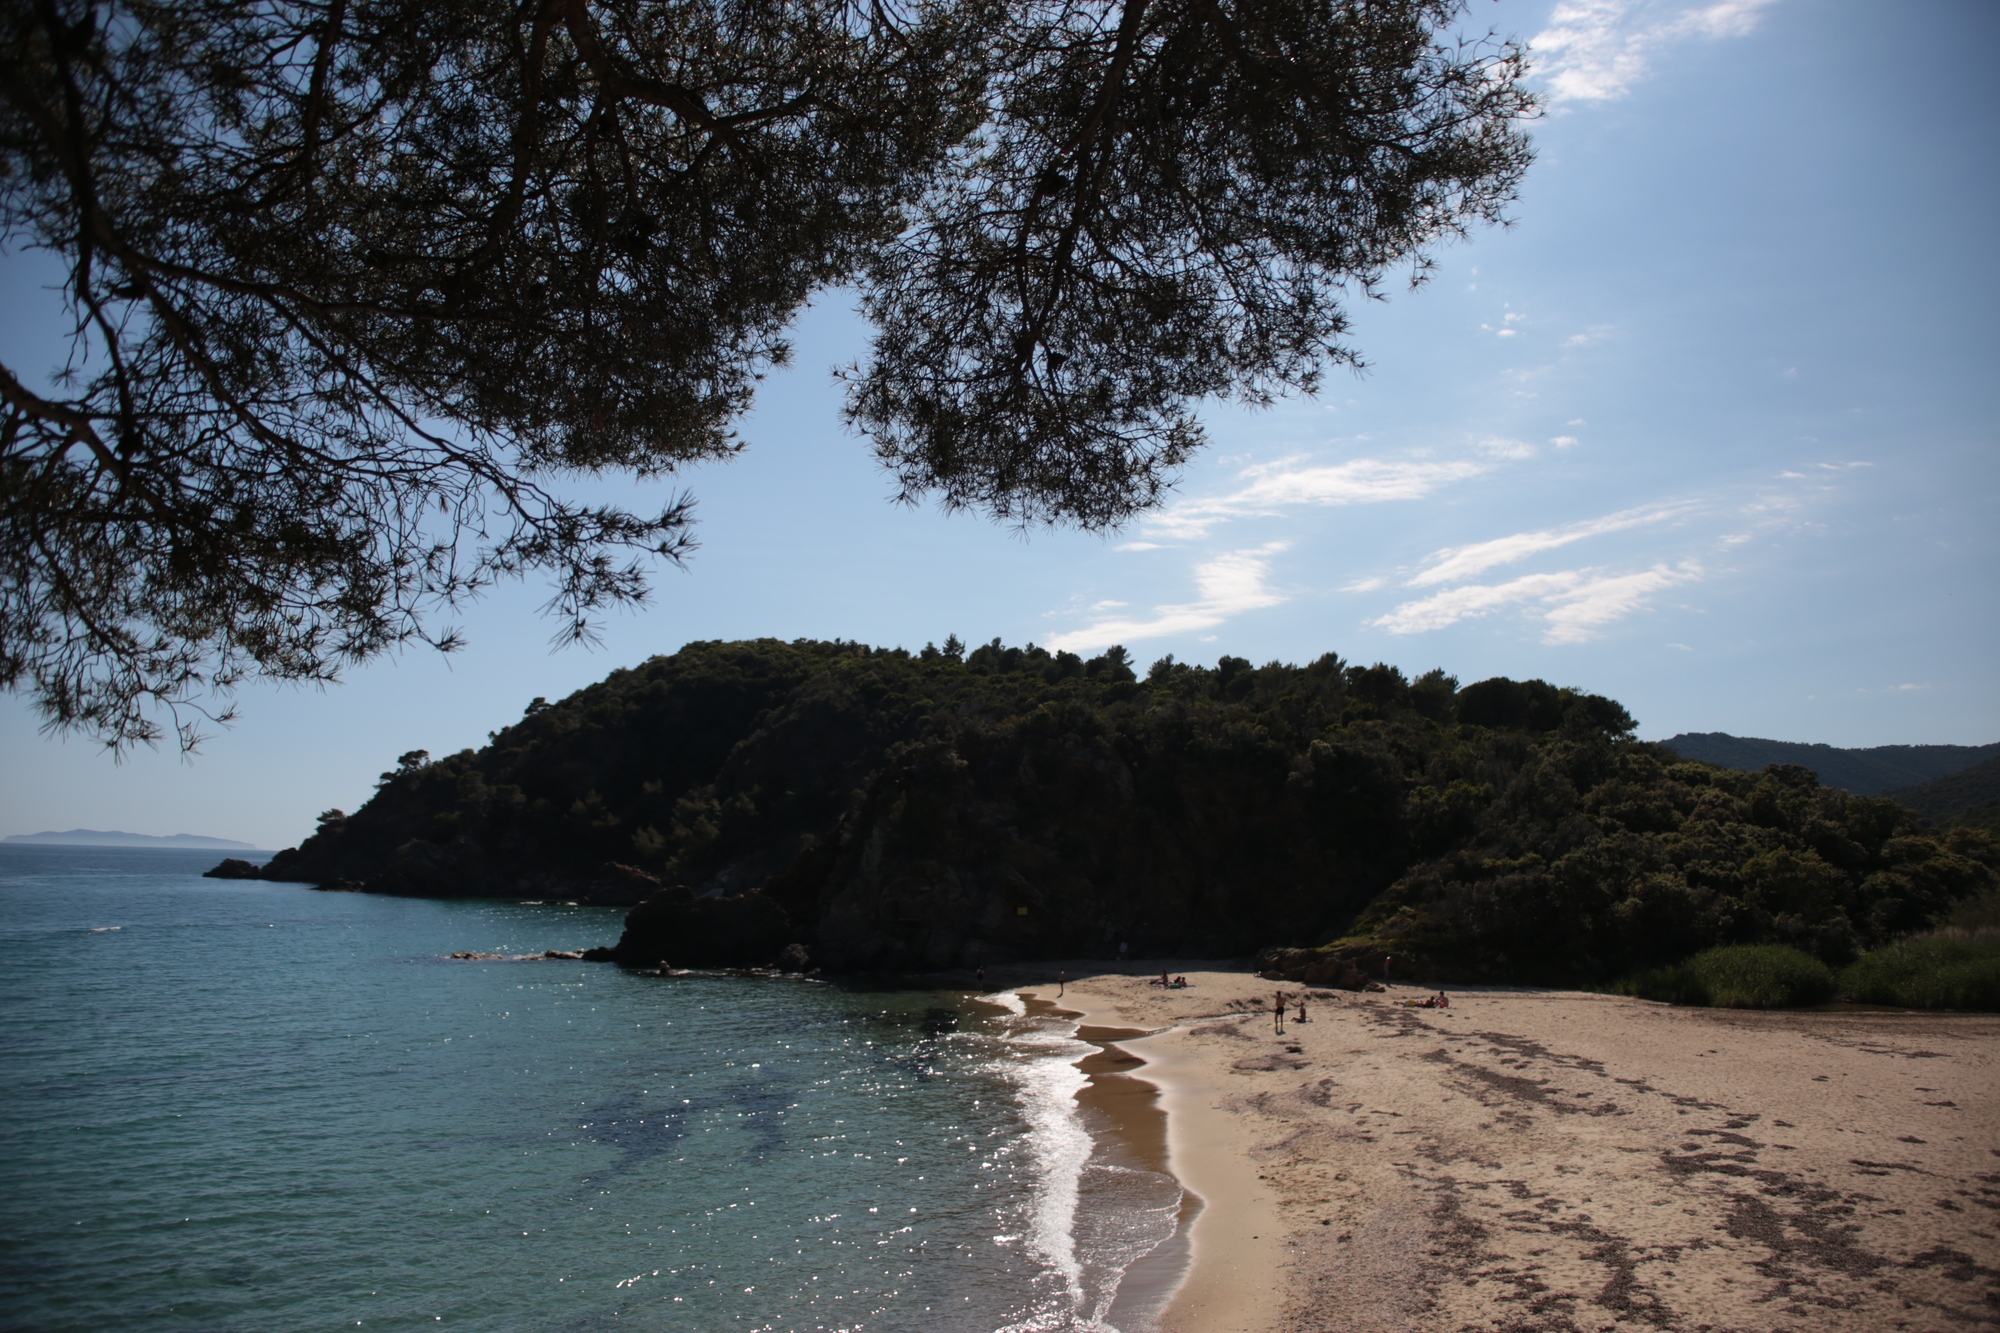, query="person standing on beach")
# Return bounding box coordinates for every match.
[1058,970,1065,997]
[1274,991,1286,1035]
